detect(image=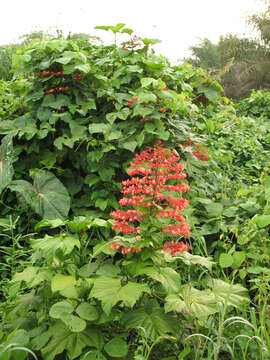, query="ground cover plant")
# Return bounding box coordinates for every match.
[0,24,269,359]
